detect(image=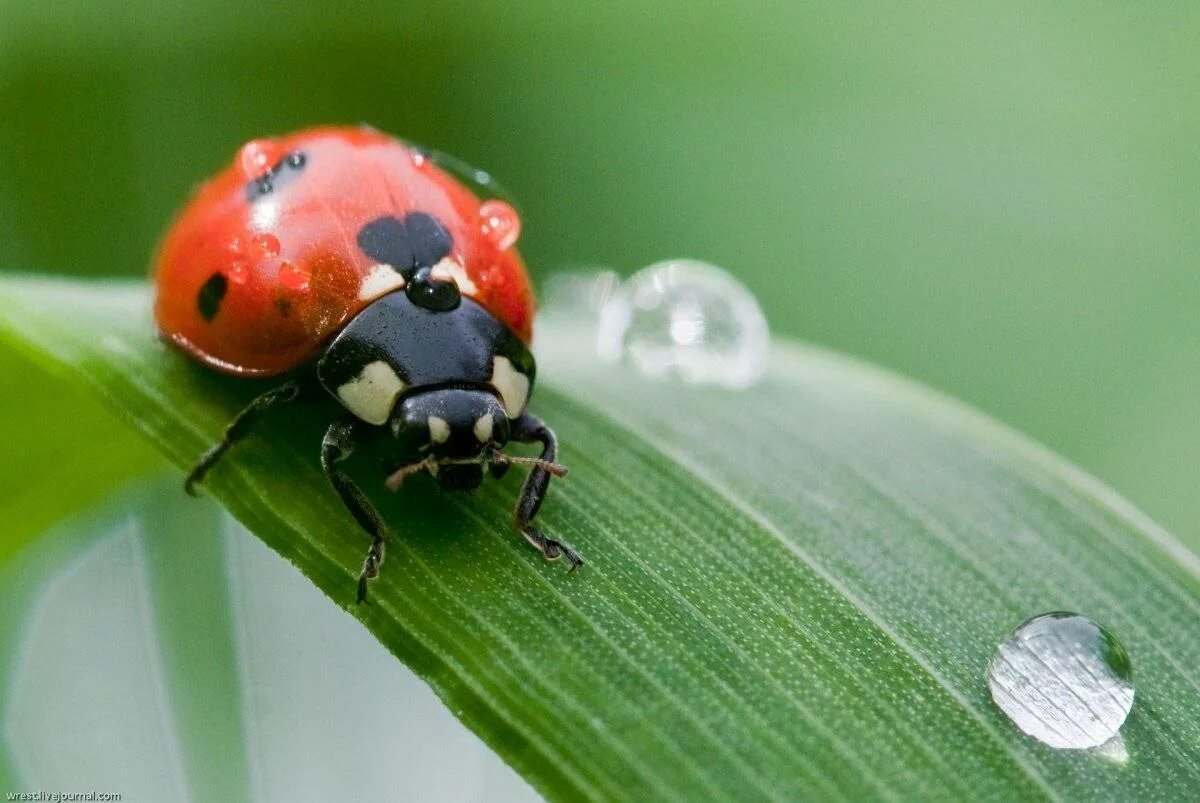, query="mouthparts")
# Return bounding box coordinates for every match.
[384,451,568,492]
